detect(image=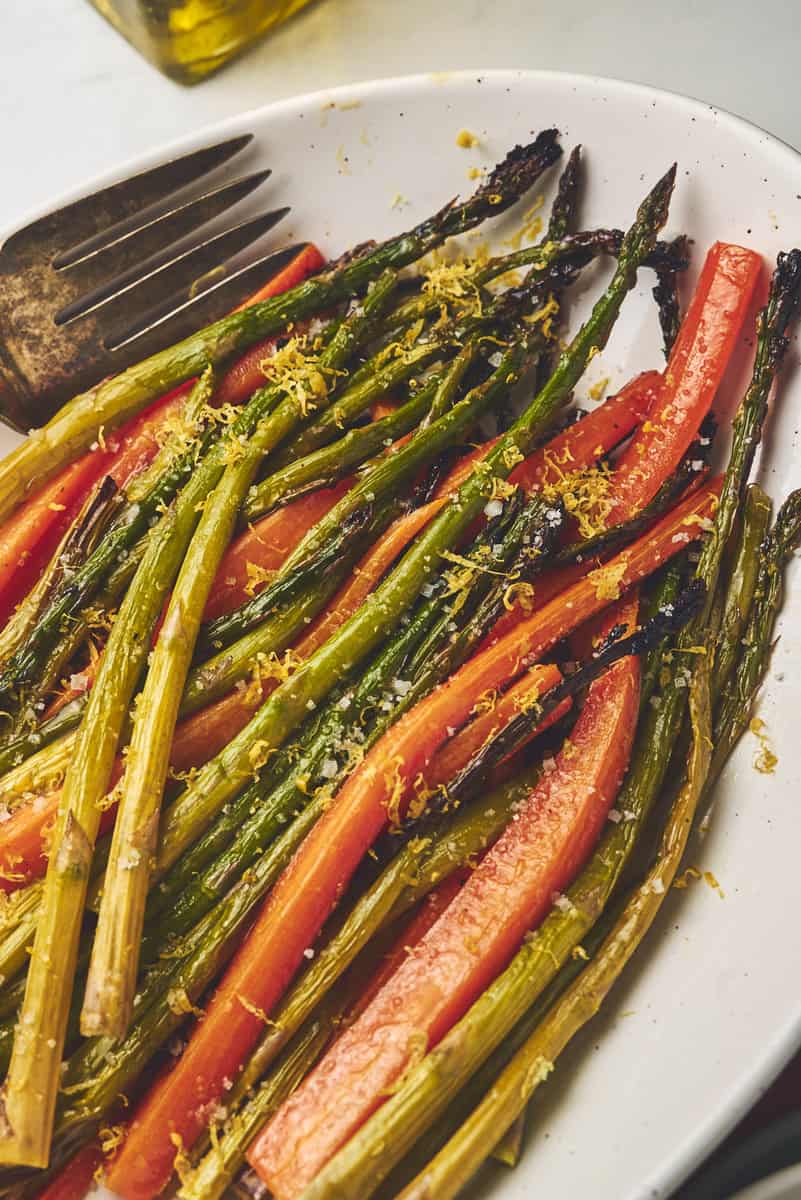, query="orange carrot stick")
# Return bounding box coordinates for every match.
[512,370,660,491]
[34,1141,104,1200]
[203,480,351,620]
[218,245,327,408]
[608,243,761,522]
[231,244,325,312]
[422,670,571,793]
[249,597,640,1196]
[347,873,467,1023]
